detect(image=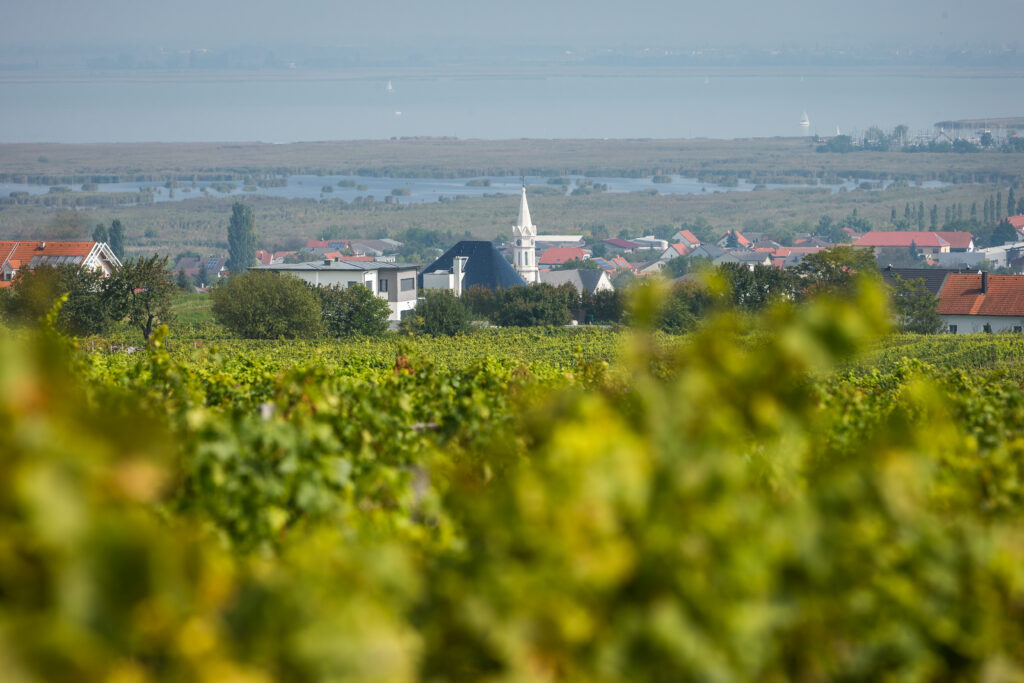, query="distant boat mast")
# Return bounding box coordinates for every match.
[386,80,393,93]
